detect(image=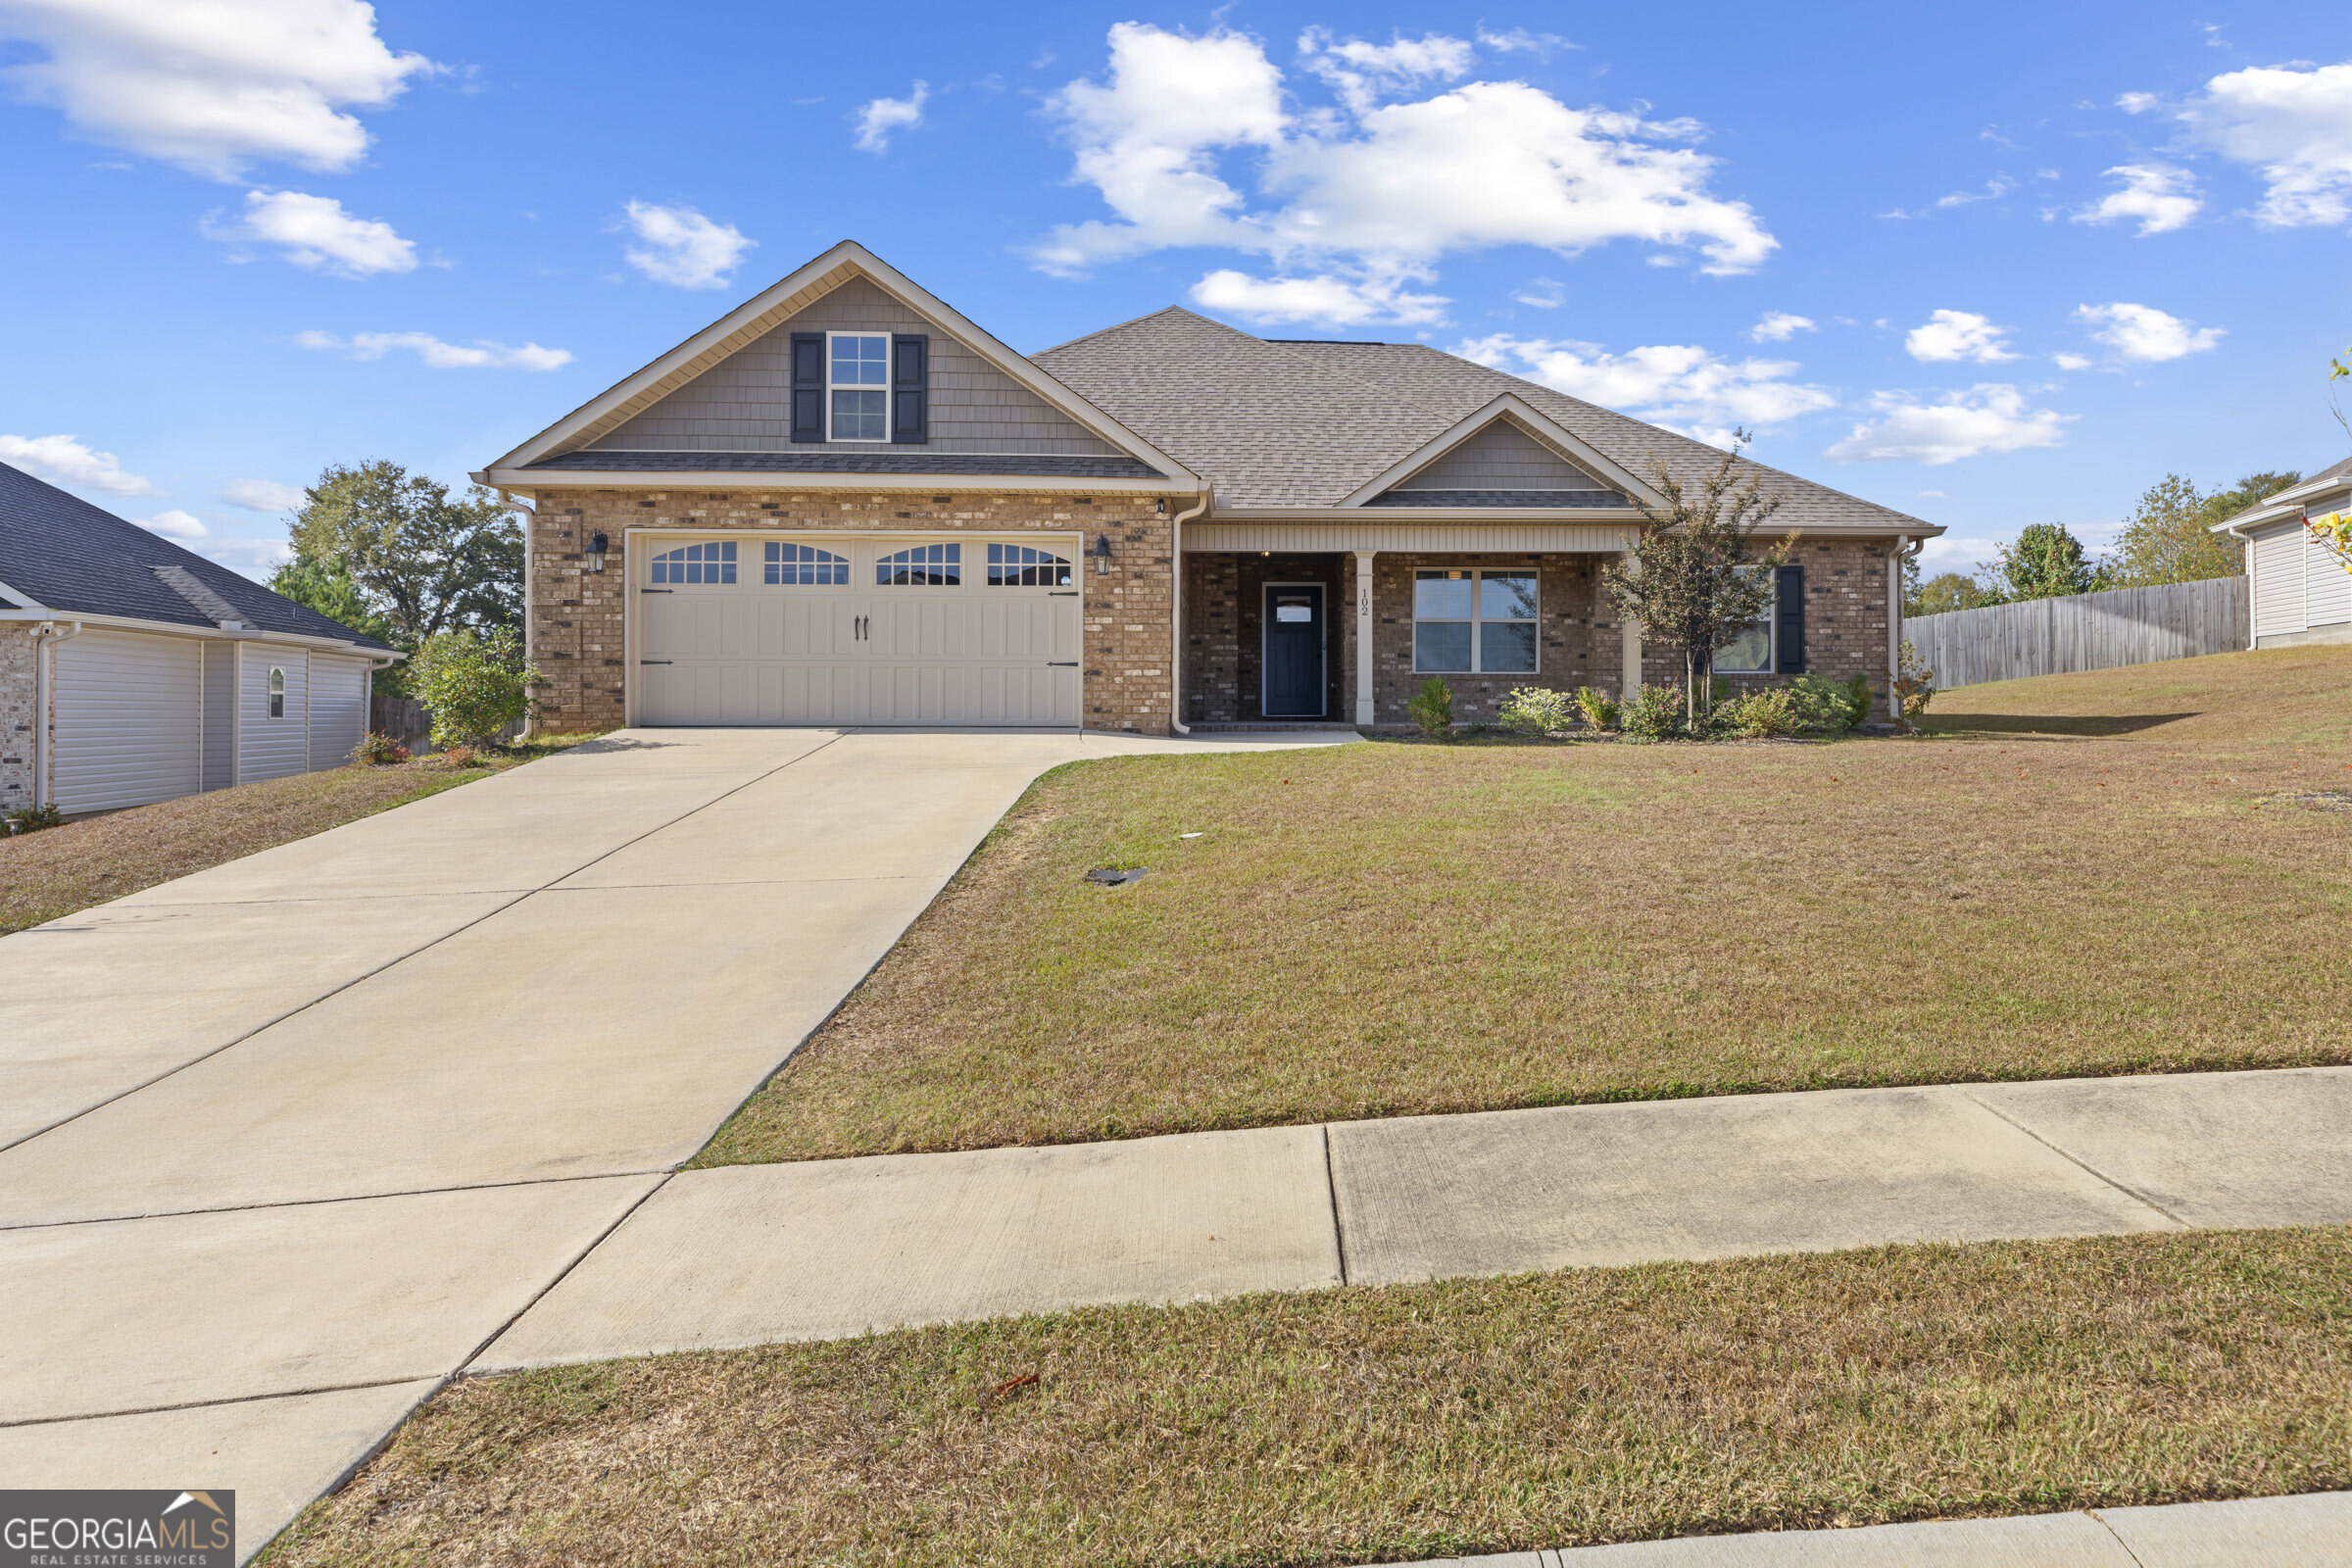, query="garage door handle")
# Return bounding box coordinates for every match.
[1048,661,1078,666]
[639,660,672,665]
[641,588,673,594]
[1049,591,1079,597]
